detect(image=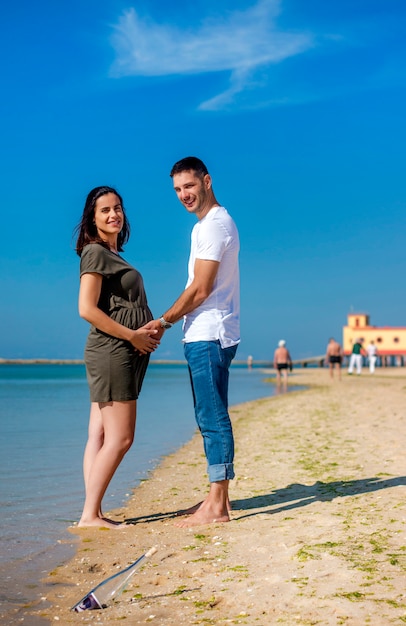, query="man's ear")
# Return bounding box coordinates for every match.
[204,174,212,189]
